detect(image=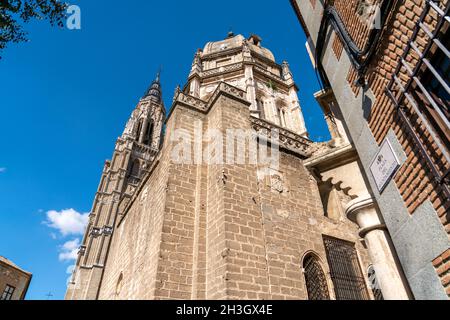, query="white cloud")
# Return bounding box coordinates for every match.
[59,239,81,262]
[66,265,75,275]
[0,168,6,173]
[45,209,89,237]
